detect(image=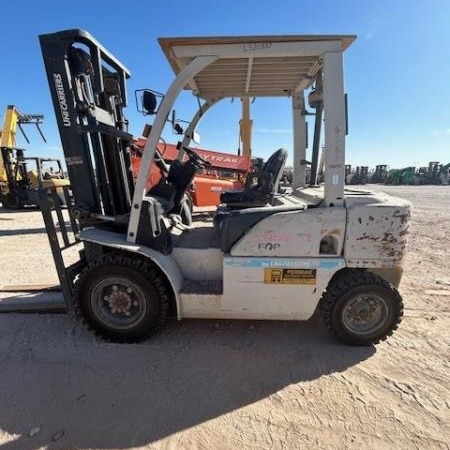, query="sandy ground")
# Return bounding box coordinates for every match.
[0,185,449,450]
